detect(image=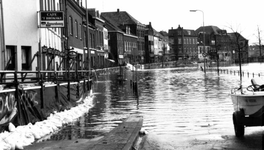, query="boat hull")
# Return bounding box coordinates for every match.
[231,92,264,116]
